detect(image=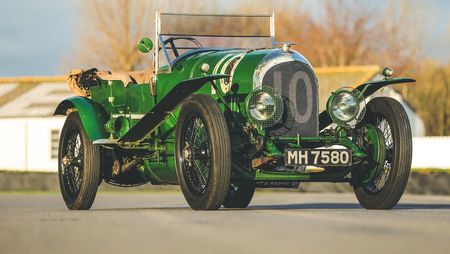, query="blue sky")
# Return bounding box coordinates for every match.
[0,1,76,76]
[0,0,449,76]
